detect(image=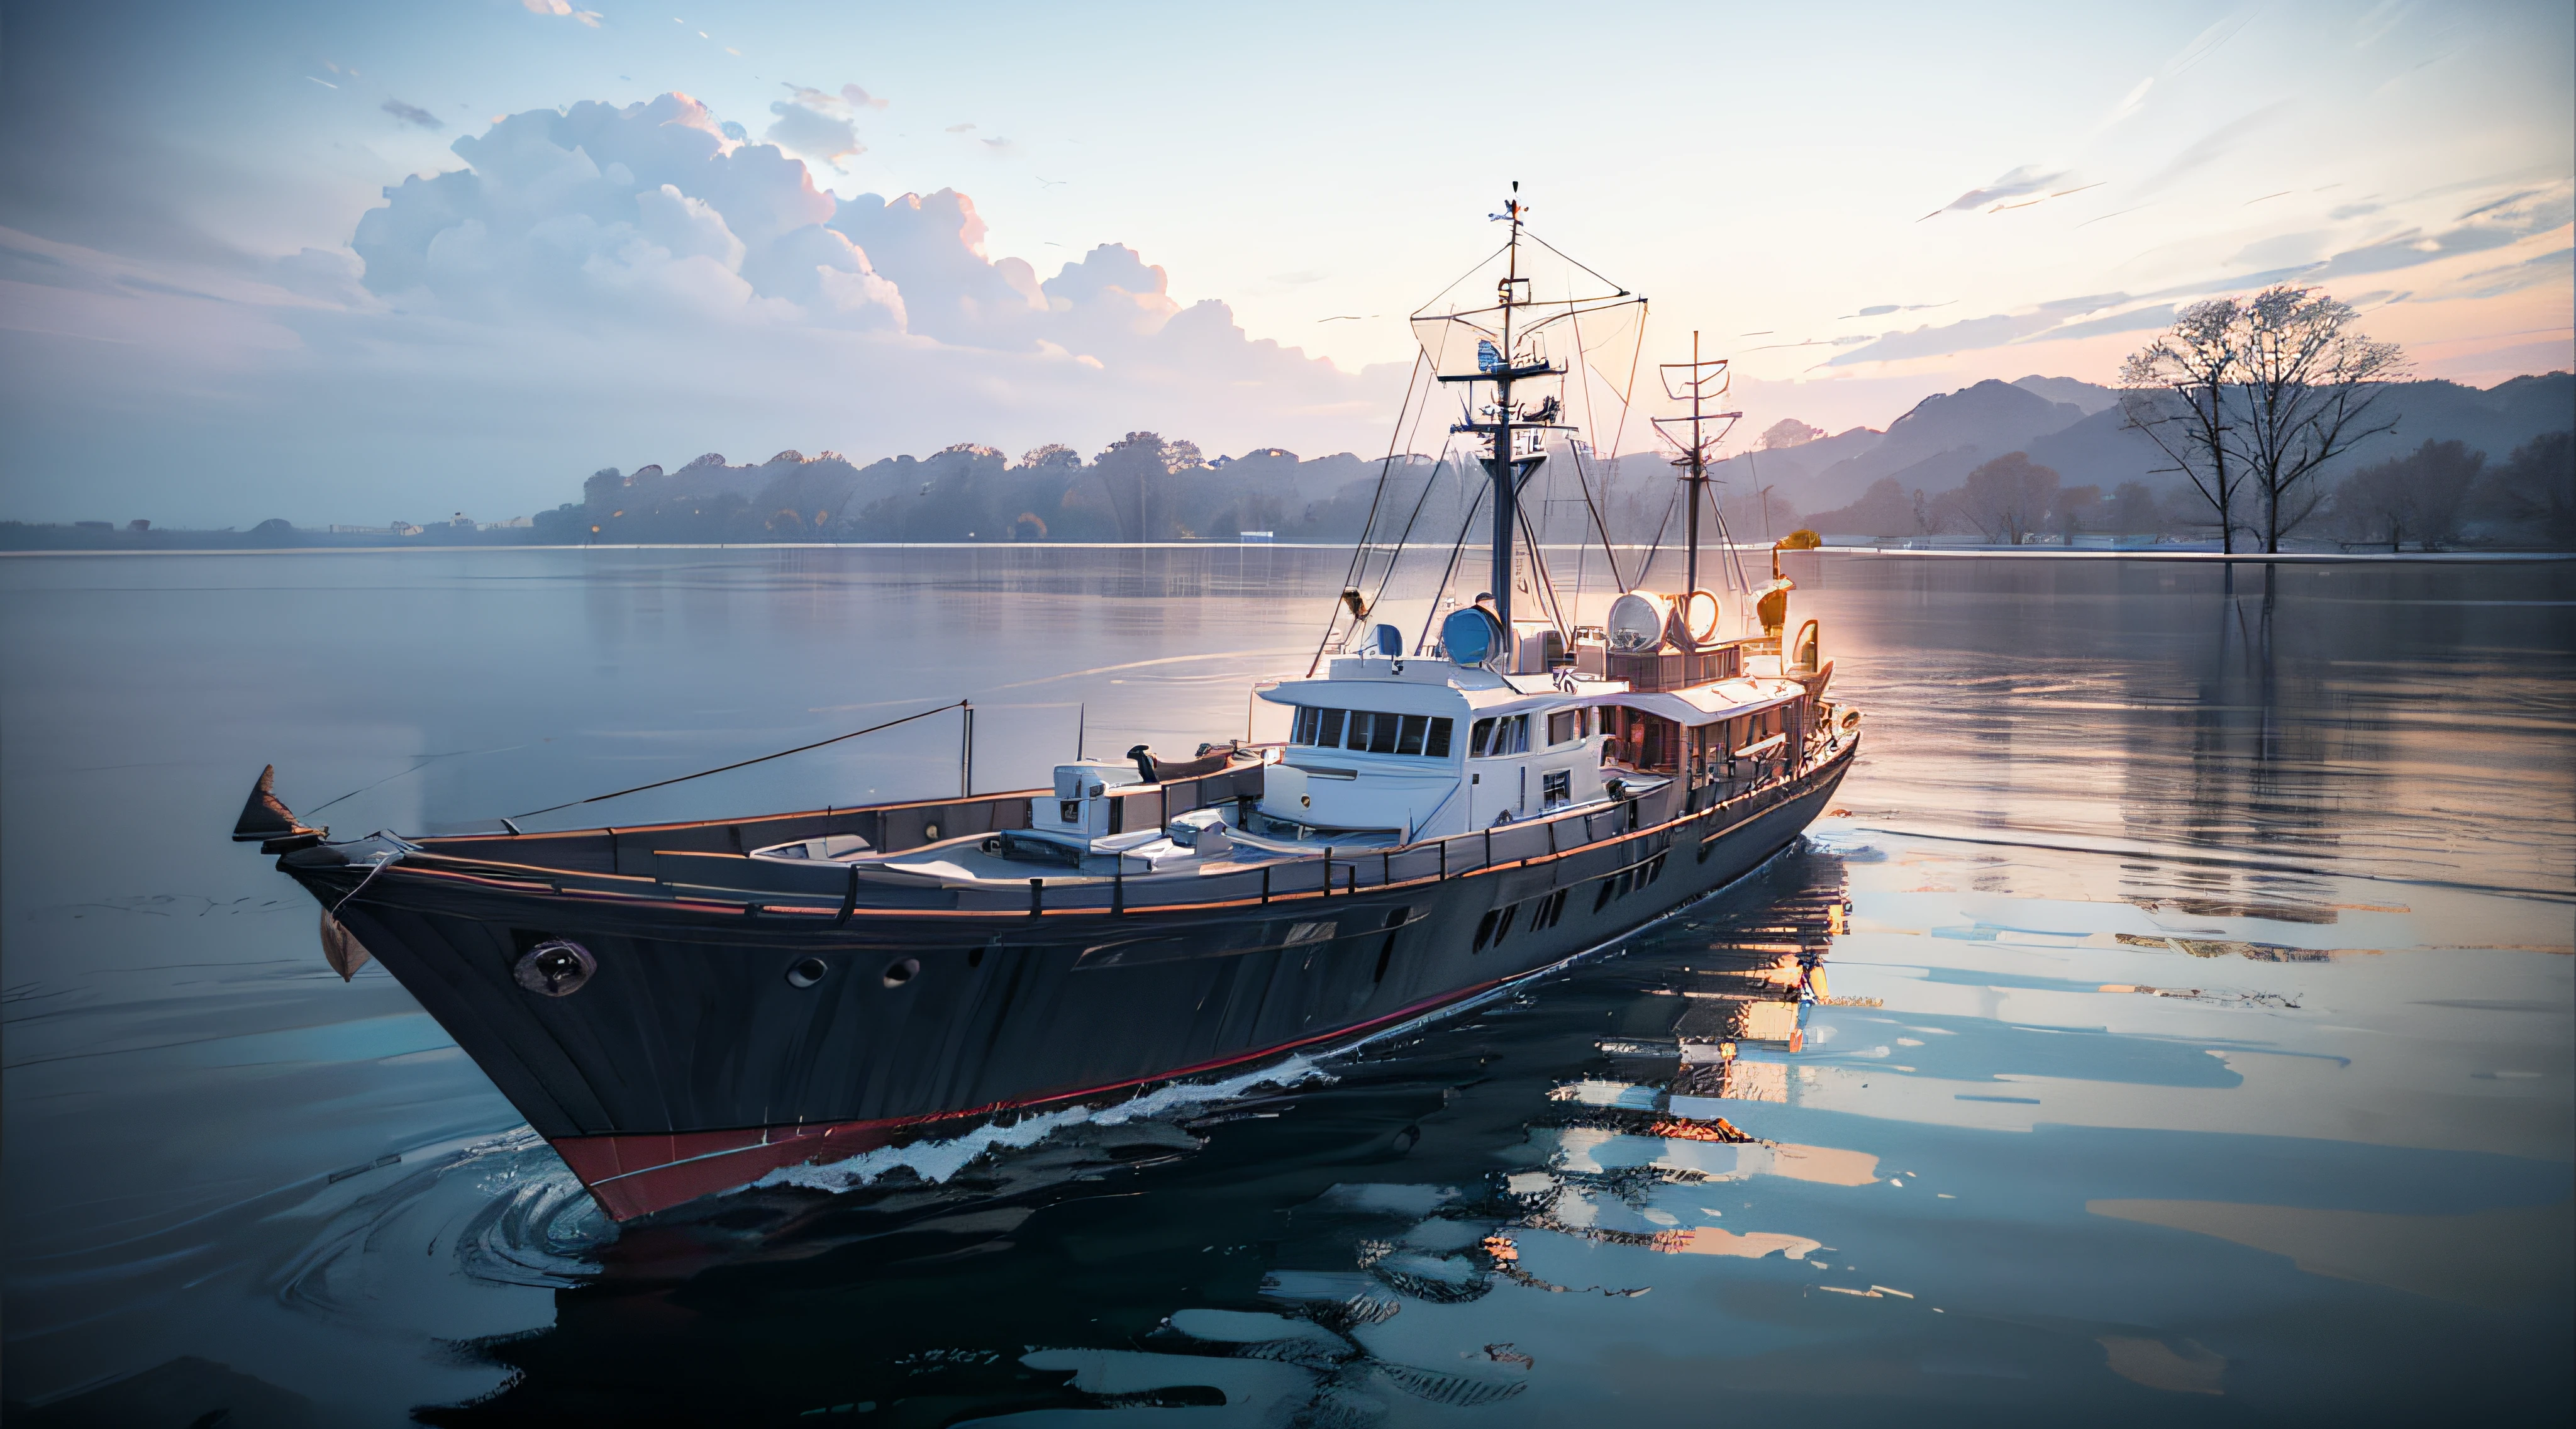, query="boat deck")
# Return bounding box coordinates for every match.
[837,782,1665,888]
